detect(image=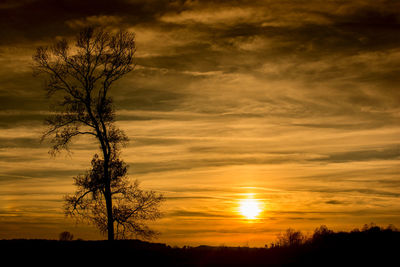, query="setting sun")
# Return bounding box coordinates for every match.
[239,199,262,220]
